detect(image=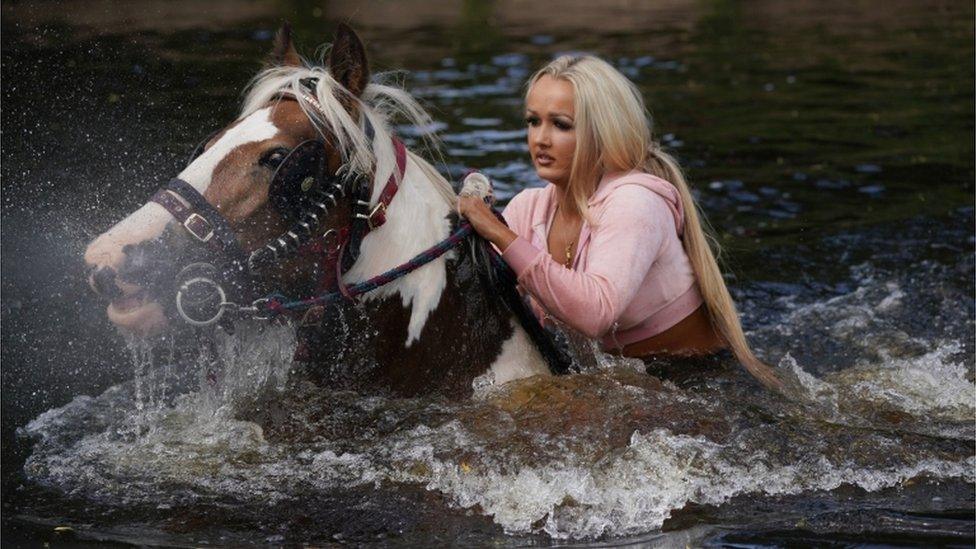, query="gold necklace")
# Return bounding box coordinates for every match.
[552,203,578,267]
